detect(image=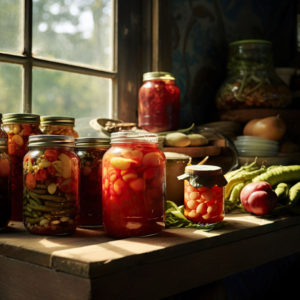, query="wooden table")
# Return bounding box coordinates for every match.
[0,214,300,300]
